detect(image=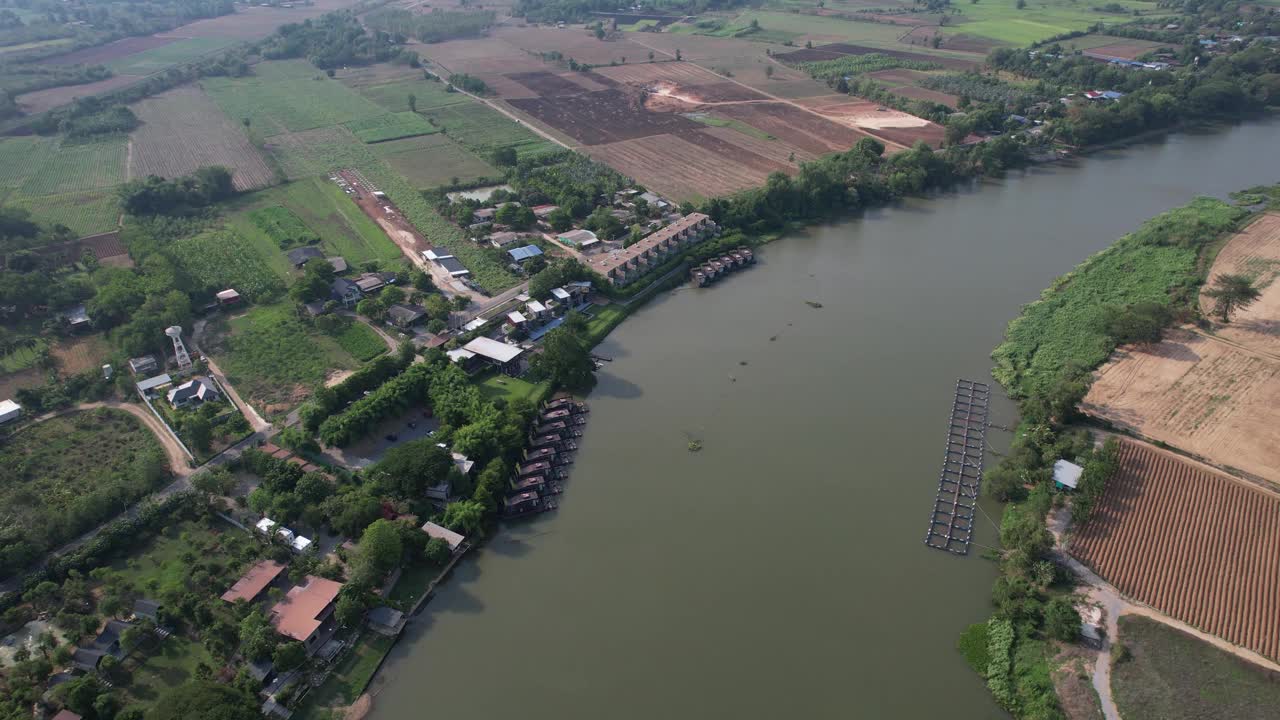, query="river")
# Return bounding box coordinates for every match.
[368,119,1280,719]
